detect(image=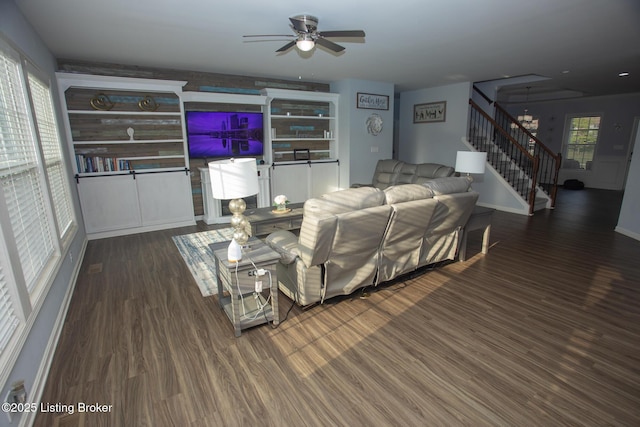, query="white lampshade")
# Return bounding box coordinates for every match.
[455,151,487,175]
[209,158,259,200]
[296,38,315,52]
